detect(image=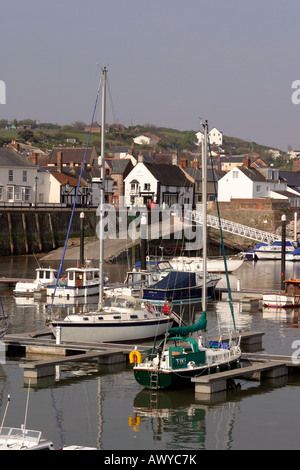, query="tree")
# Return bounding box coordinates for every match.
[18,129,34,141]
